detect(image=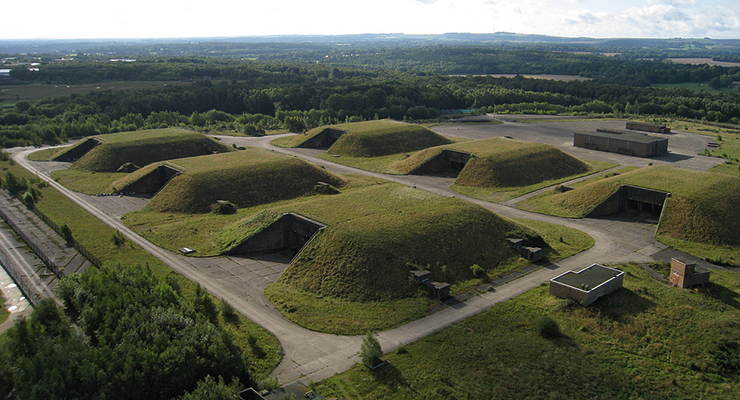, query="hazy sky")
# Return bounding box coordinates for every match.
[3,0,739,40]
